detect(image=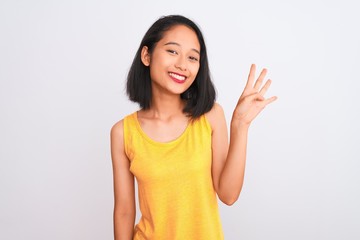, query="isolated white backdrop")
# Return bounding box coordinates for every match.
[1,0,359,239]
